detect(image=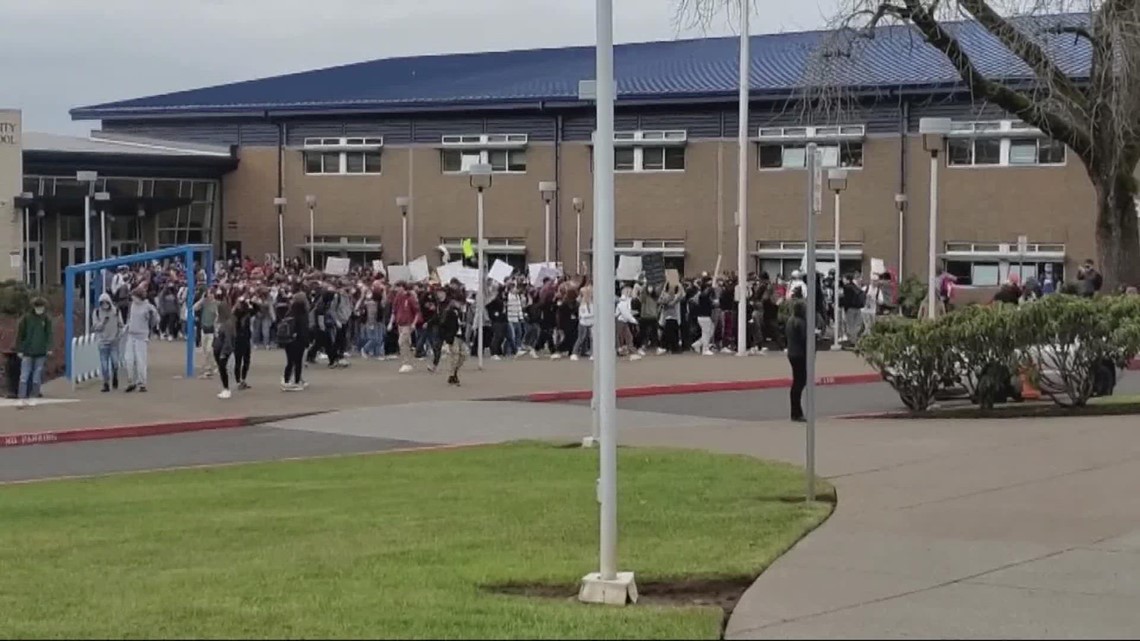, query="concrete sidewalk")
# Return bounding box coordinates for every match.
[621,416,1140,639]
[1,341,874,437]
